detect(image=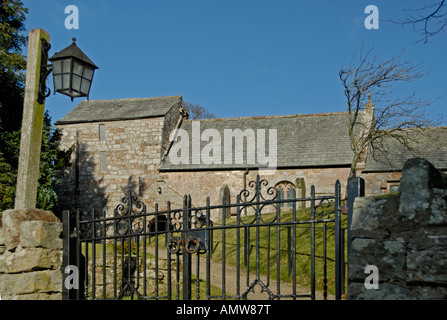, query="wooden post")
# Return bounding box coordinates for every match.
[15,28,50,209]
